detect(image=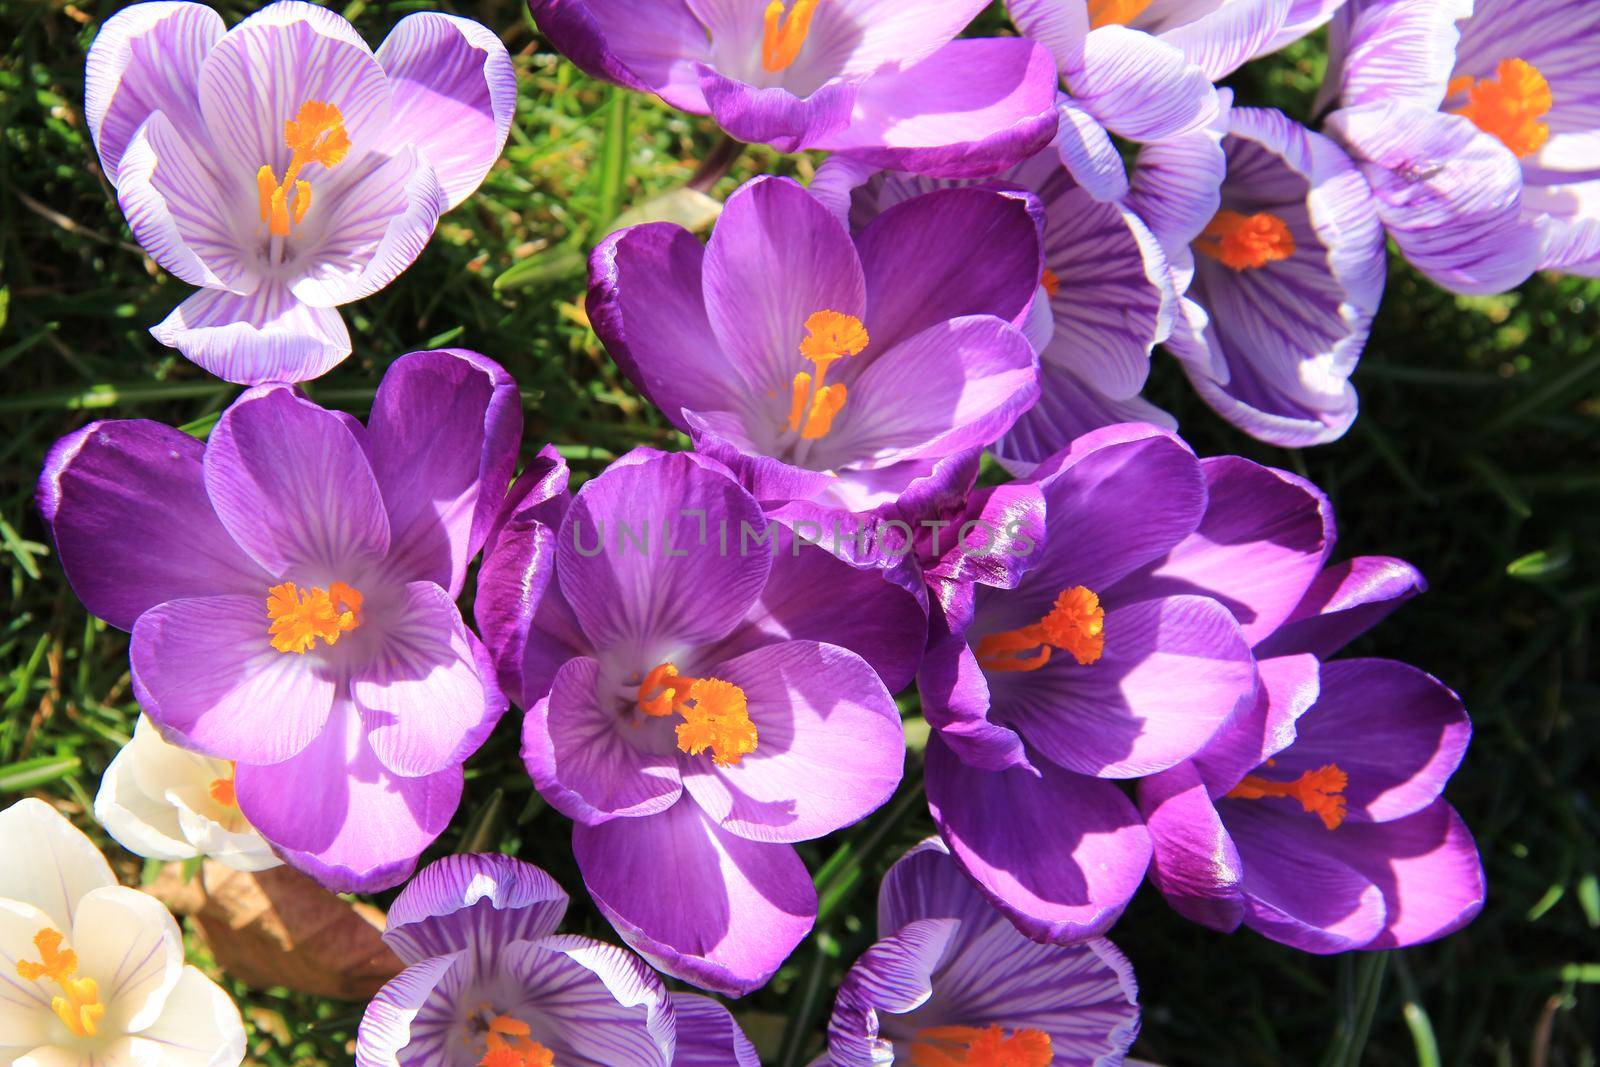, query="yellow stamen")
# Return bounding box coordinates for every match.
[762,0,822,72]
[975,586,1104,673]
[637,663,758,766]
[1195,210,1296,271]
[1228,763,1349,830]
[265,580,363,654]
[1087,0,1153,29]
[209,766,238,809]
[911,1024,1053,1067]
[1451,58,1552,158]
[1040,268,1061,298]
[480,1014,555,1067]
[784,310,869,440]
[256,99,350,237]
[16,929,106,1039]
